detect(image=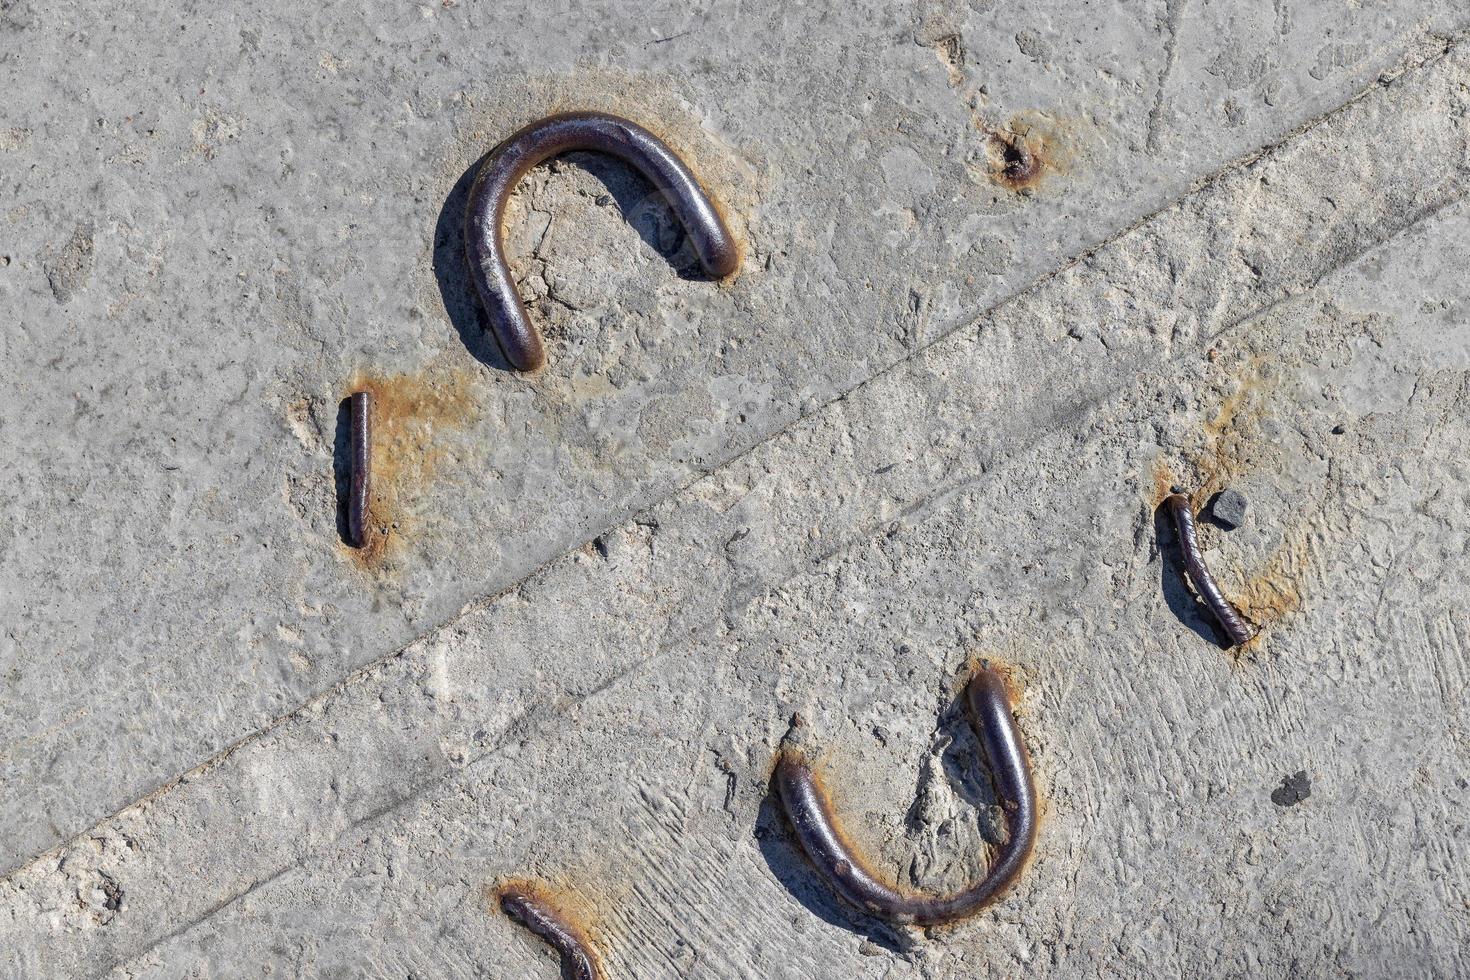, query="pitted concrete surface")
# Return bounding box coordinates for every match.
[2,2,1469,977]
